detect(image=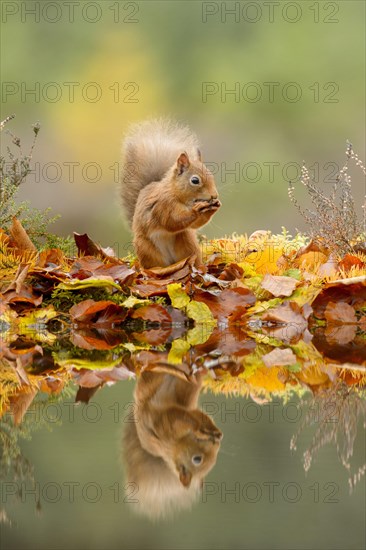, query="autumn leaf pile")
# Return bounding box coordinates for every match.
[1,218,366,416]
